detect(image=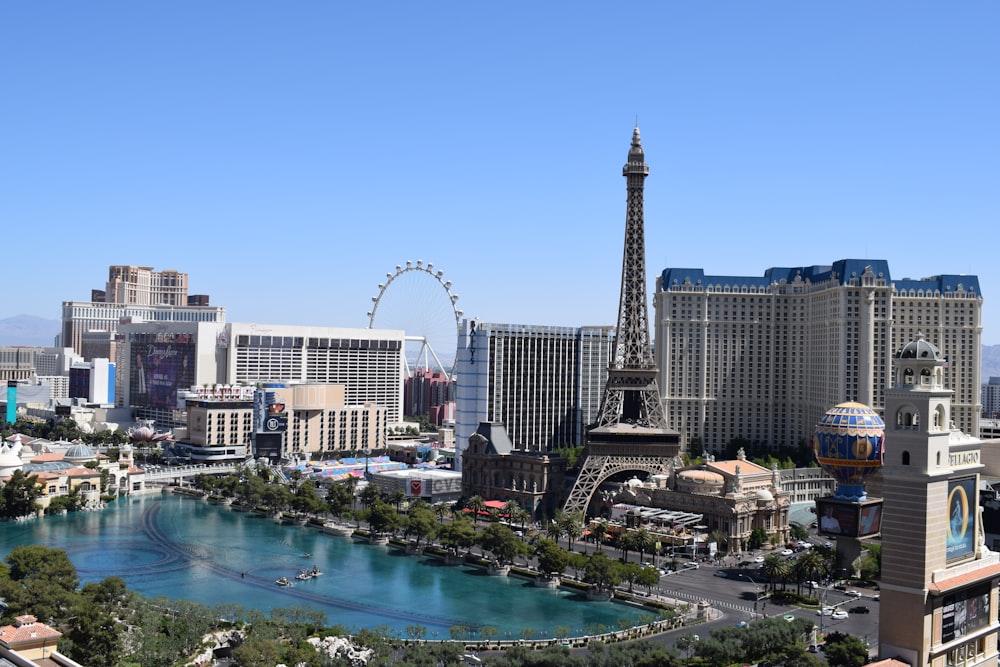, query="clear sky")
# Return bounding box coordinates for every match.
[3,2,998,353]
